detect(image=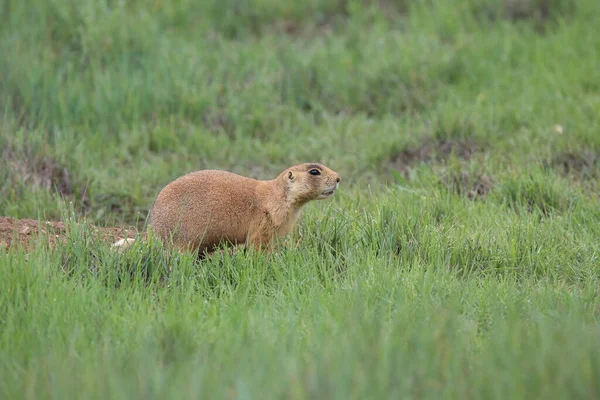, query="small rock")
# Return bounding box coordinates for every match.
[112,238,136,247]
[19,226,31,235]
